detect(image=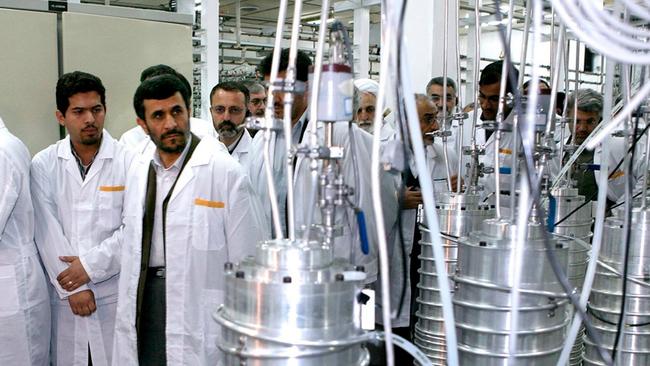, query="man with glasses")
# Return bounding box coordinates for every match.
[242,80,267,119]
[476,61,520,203]
[426,76,478,160]
[209,81,253,168]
